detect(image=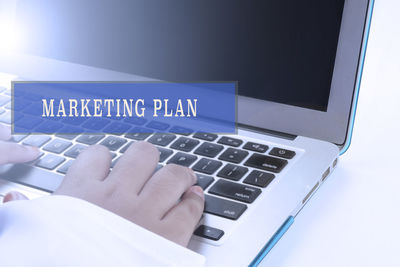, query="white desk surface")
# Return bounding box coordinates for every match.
[261,1,400,266]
